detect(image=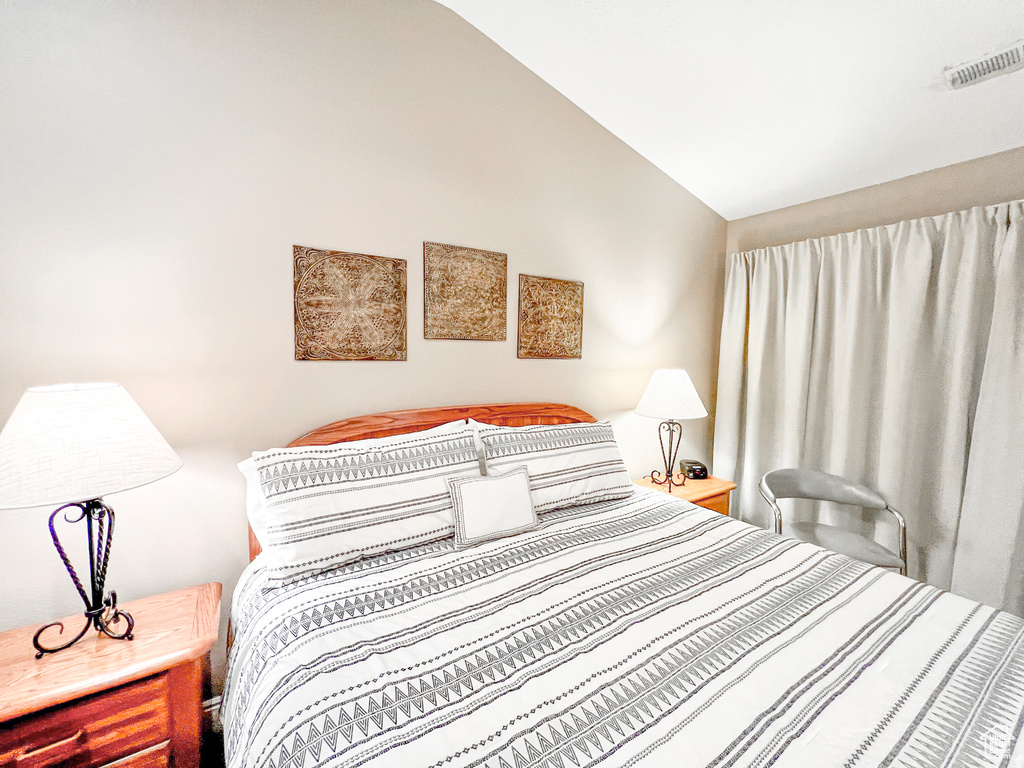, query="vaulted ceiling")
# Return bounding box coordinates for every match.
[435,0,1024,220]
